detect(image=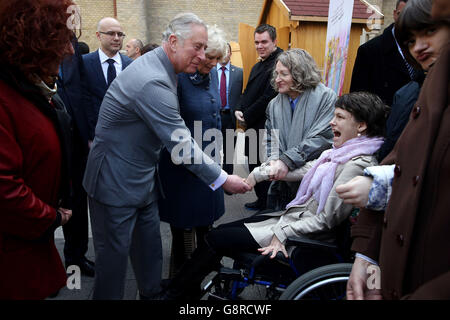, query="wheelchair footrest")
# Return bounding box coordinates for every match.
[218,267,242,280]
